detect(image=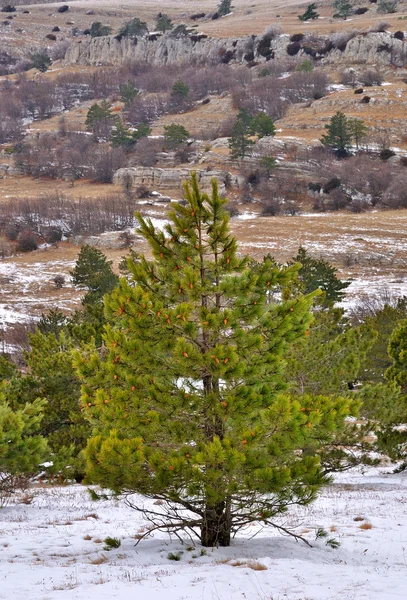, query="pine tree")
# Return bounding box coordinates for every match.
[218,0,233,16]
[348,117,368,149]
[0,394,47,502]
[85,100,118,141]
[333,0,353,19]
[70,245,119,306]
[321,111,352,157]
[155,13,173,32]
[299,3,320,20]
[89,21,112,37]
[118,17,148,38]
[250,112,276,138]
[229,108,255,160]
[110,121,150,149]
[30,50,52,73]
[291,247,350,306]
[120,81,140,106]
[163,123,190,149]
[74,173,354,547]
